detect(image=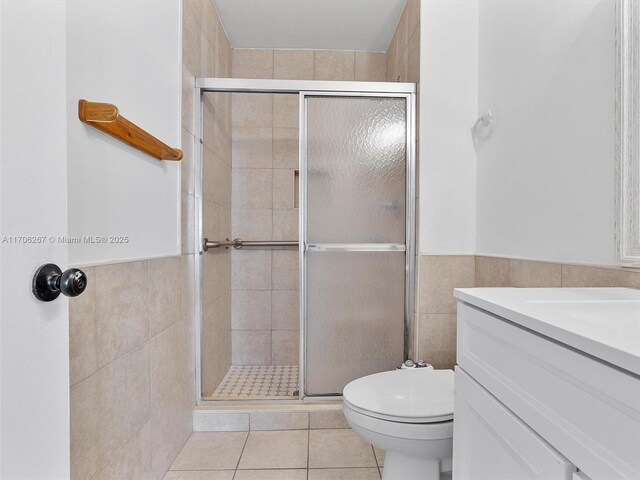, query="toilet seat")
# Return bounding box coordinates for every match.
[343,369,454,423]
